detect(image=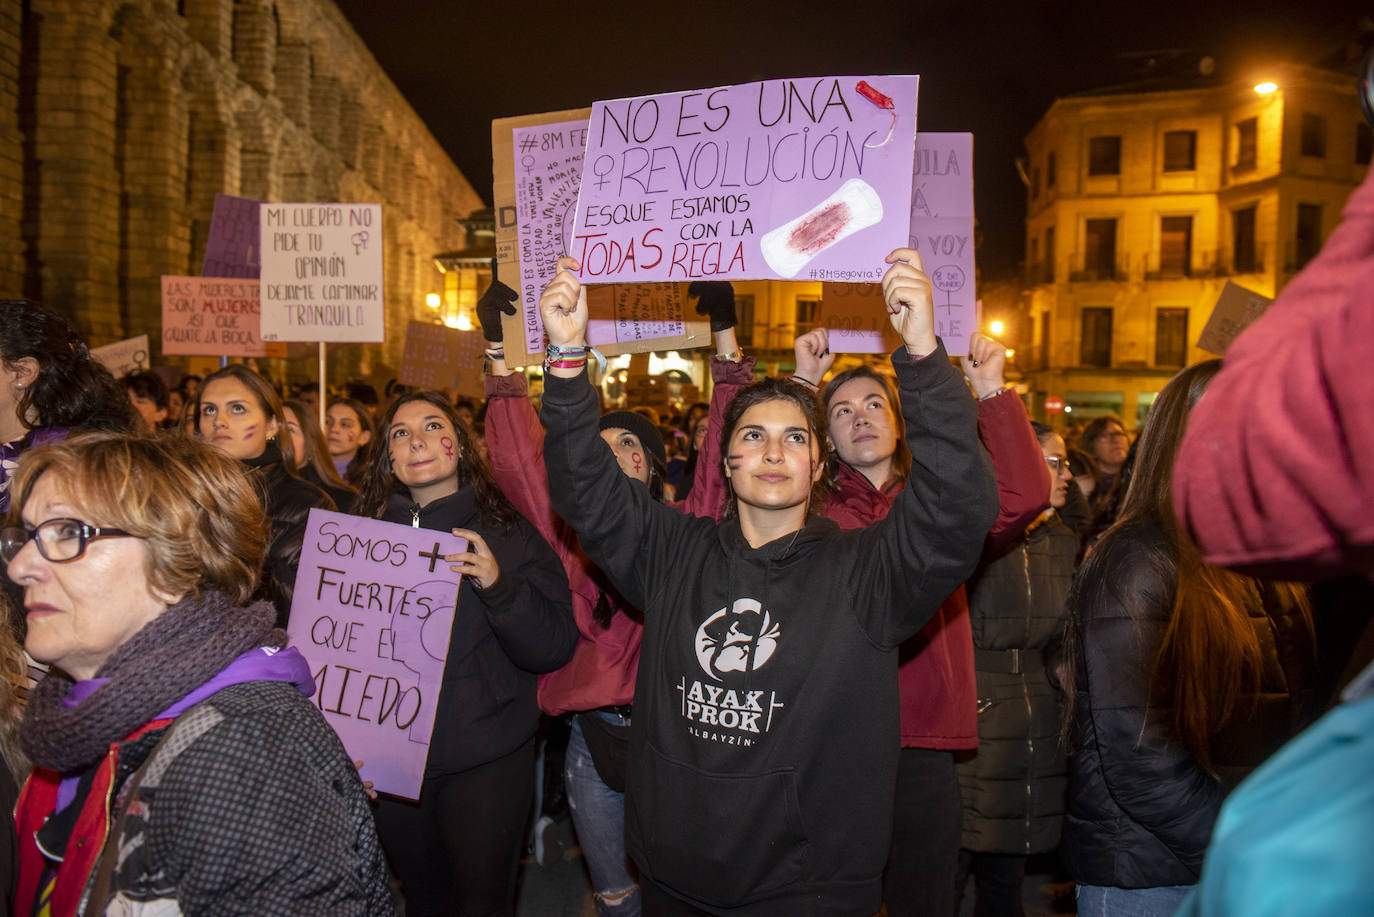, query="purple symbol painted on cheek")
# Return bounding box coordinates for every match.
[631,451,642,474]
[242,424,258,440]
[440,436,454,459]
